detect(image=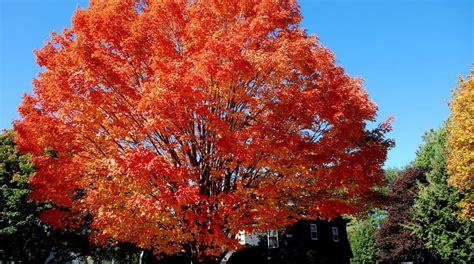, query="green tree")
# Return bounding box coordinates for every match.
[0,130,53,263]
[410,126,474,263]
[348,216,378,264]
